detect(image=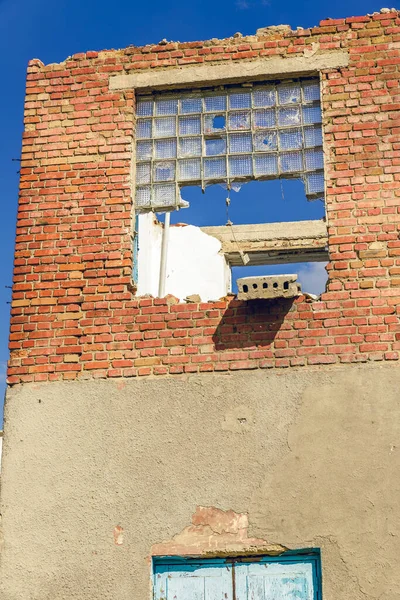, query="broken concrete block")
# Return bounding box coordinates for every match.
[237,274,301,300]
[185,294,201,303]
[256,25,291,36]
